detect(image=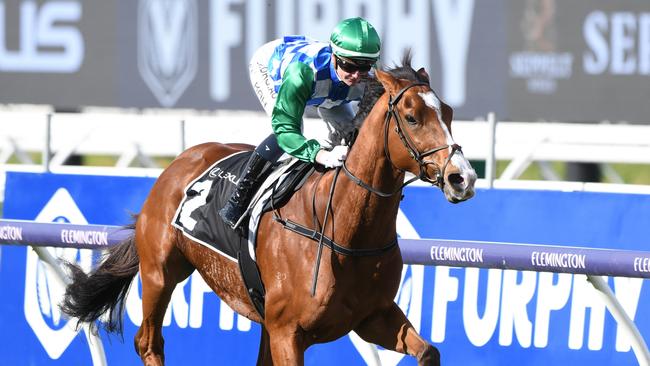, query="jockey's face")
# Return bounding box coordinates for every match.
[333,55,373,86]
